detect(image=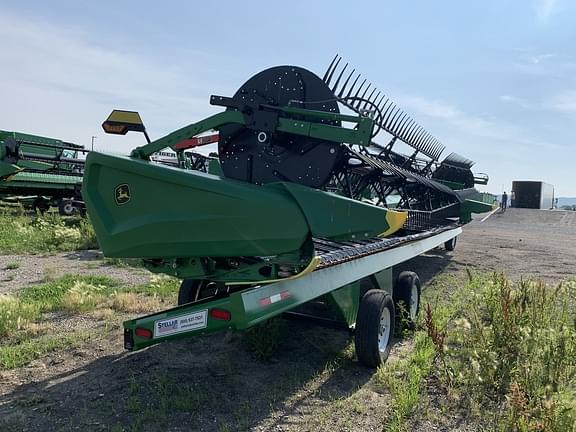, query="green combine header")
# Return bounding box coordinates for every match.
[0,130,86,214]
[83,58,493,367]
